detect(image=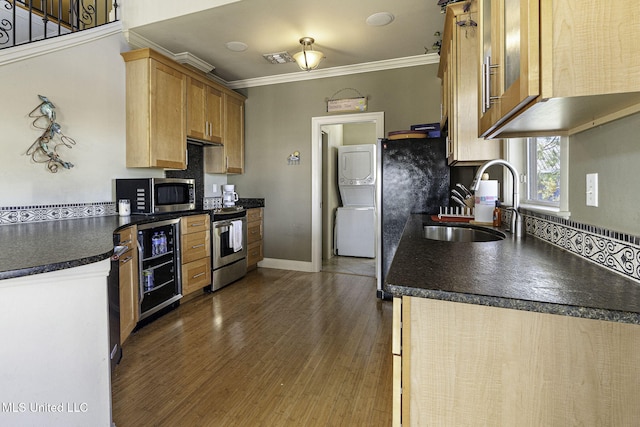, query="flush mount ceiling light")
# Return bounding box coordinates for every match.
[292,37,324,71]
[366,12,395,26]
